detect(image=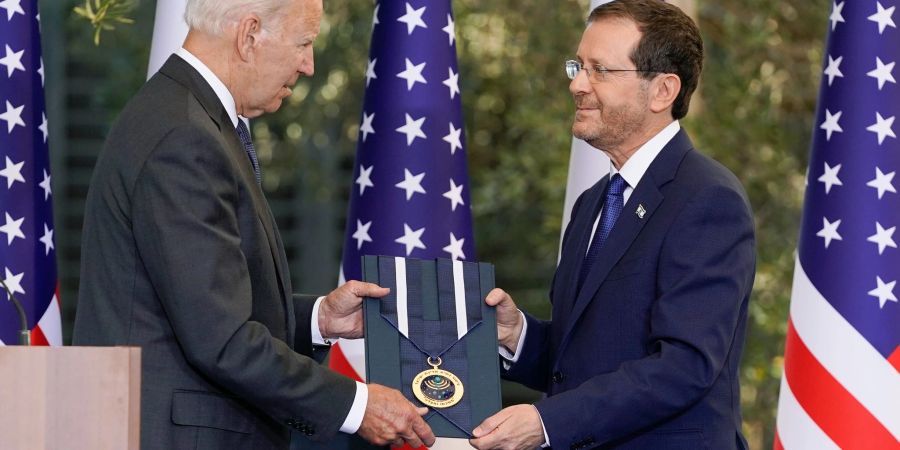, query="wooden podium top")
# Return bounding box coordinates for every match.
[0,346,141,450]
